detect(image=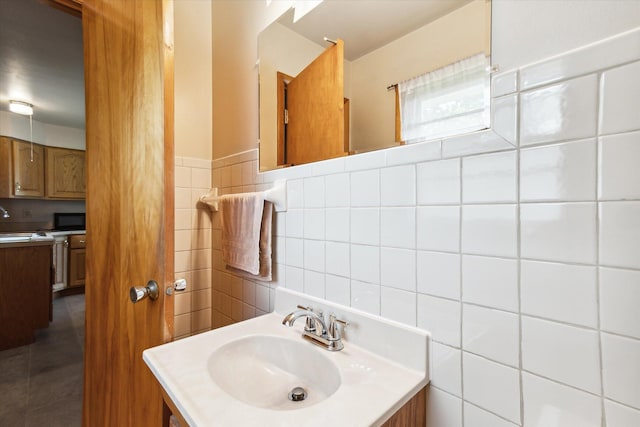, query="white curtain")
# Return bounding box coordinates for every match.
[398,53,490,143]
